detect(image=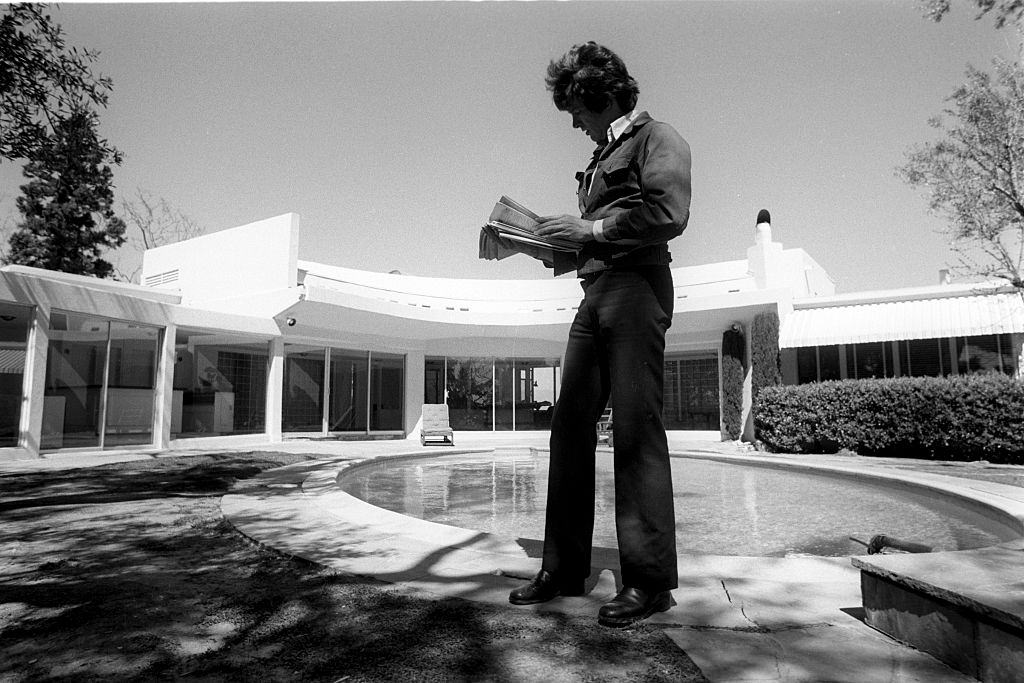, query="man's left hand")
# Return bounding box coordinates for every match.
[535,215,595,243]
